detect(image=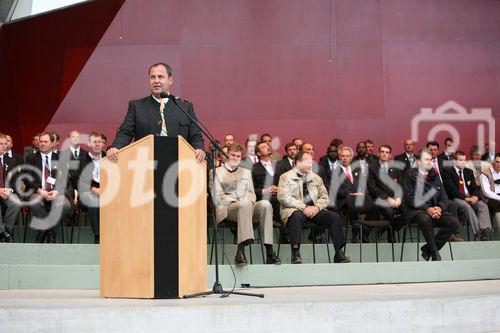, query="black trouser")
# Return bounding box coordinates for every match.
[376,206,405,232]
[412,212,460,254]
[87,207,100,236]
[342,195,376,238]
[287,209,346,251]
